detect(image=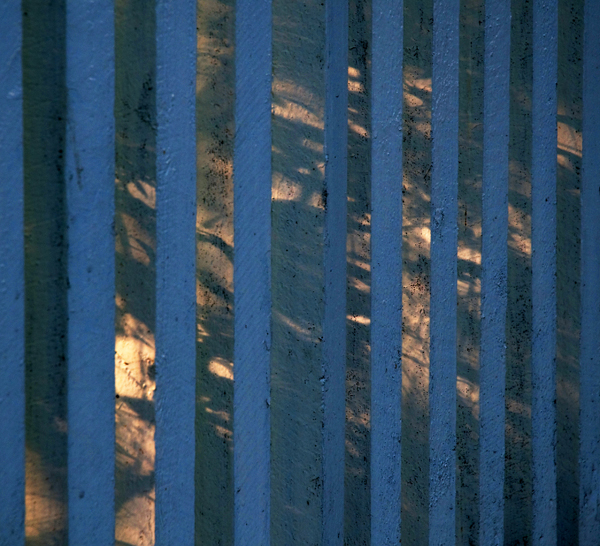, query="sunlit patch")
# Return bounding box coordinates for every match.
[405,92,424,107]
[116,212,155,266]
[272,99,324,130]
[127,179,156,209]
[208,357,233,381]
[348,80,365,94]
[347,314,370,326]
[272,174,303,202]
